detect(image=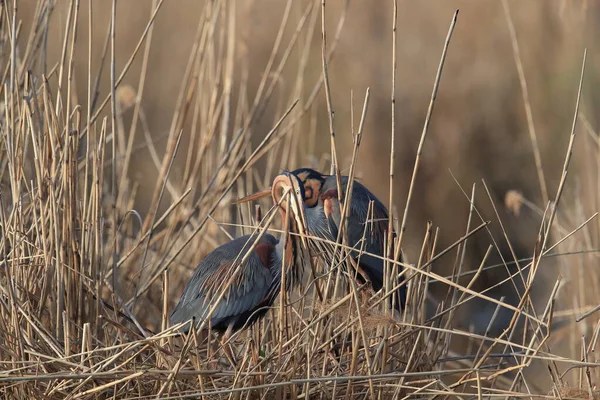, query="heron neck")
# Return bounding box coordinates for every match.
[271,210,305,292]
